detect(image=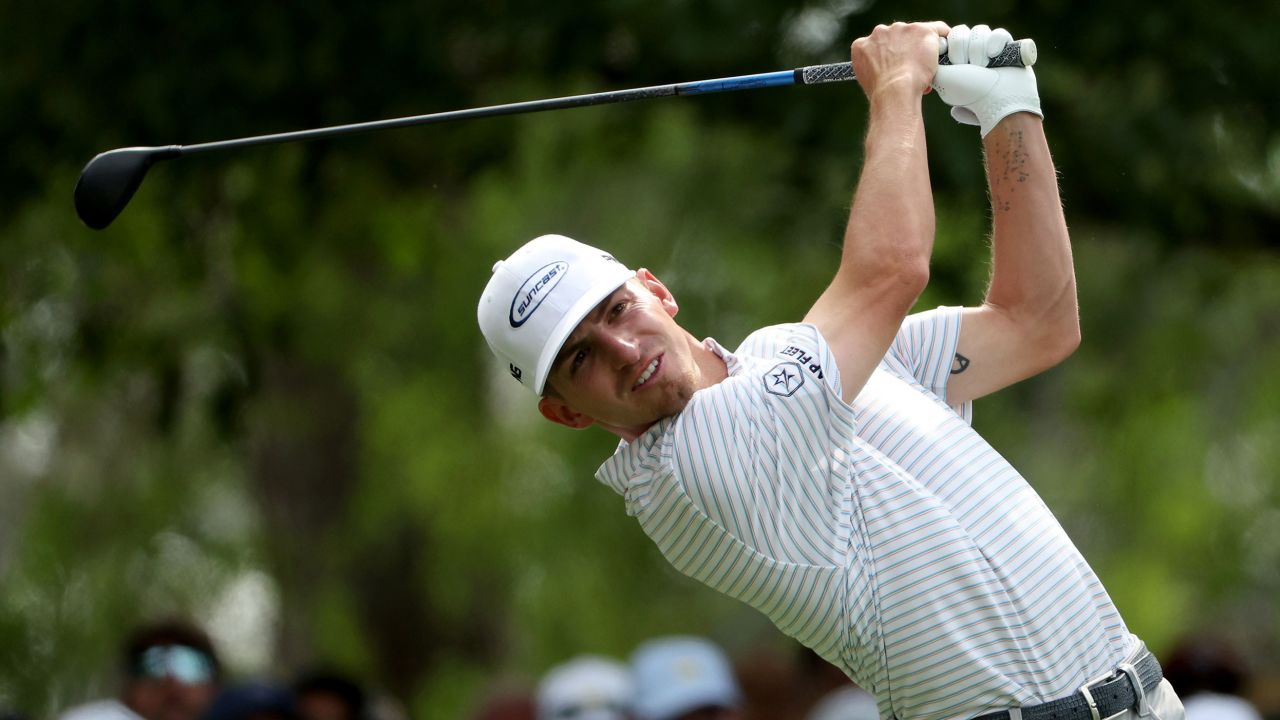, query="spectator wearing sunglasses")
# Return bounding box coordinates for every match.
[60,619,222,720]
